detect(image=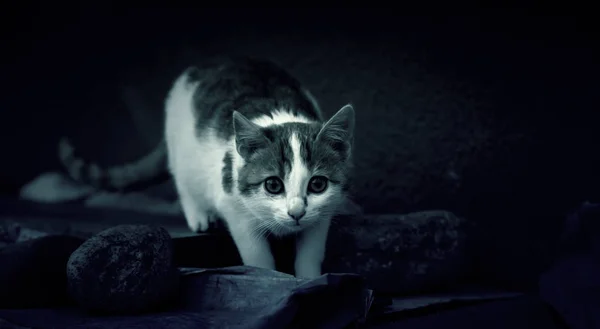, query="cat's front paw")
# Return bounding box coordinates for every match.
[294,262,322,279]
[196,221,210,233]
[186,214,210,233]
